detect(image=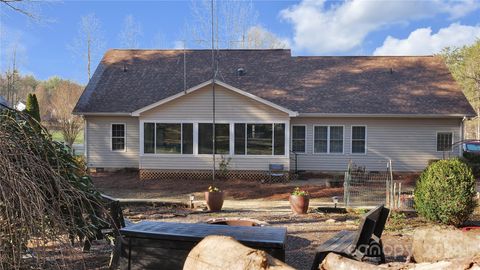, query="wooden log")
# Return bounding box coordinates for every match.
[183,235,294,270]
[319,253,480,270]
[411,227,480,263]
